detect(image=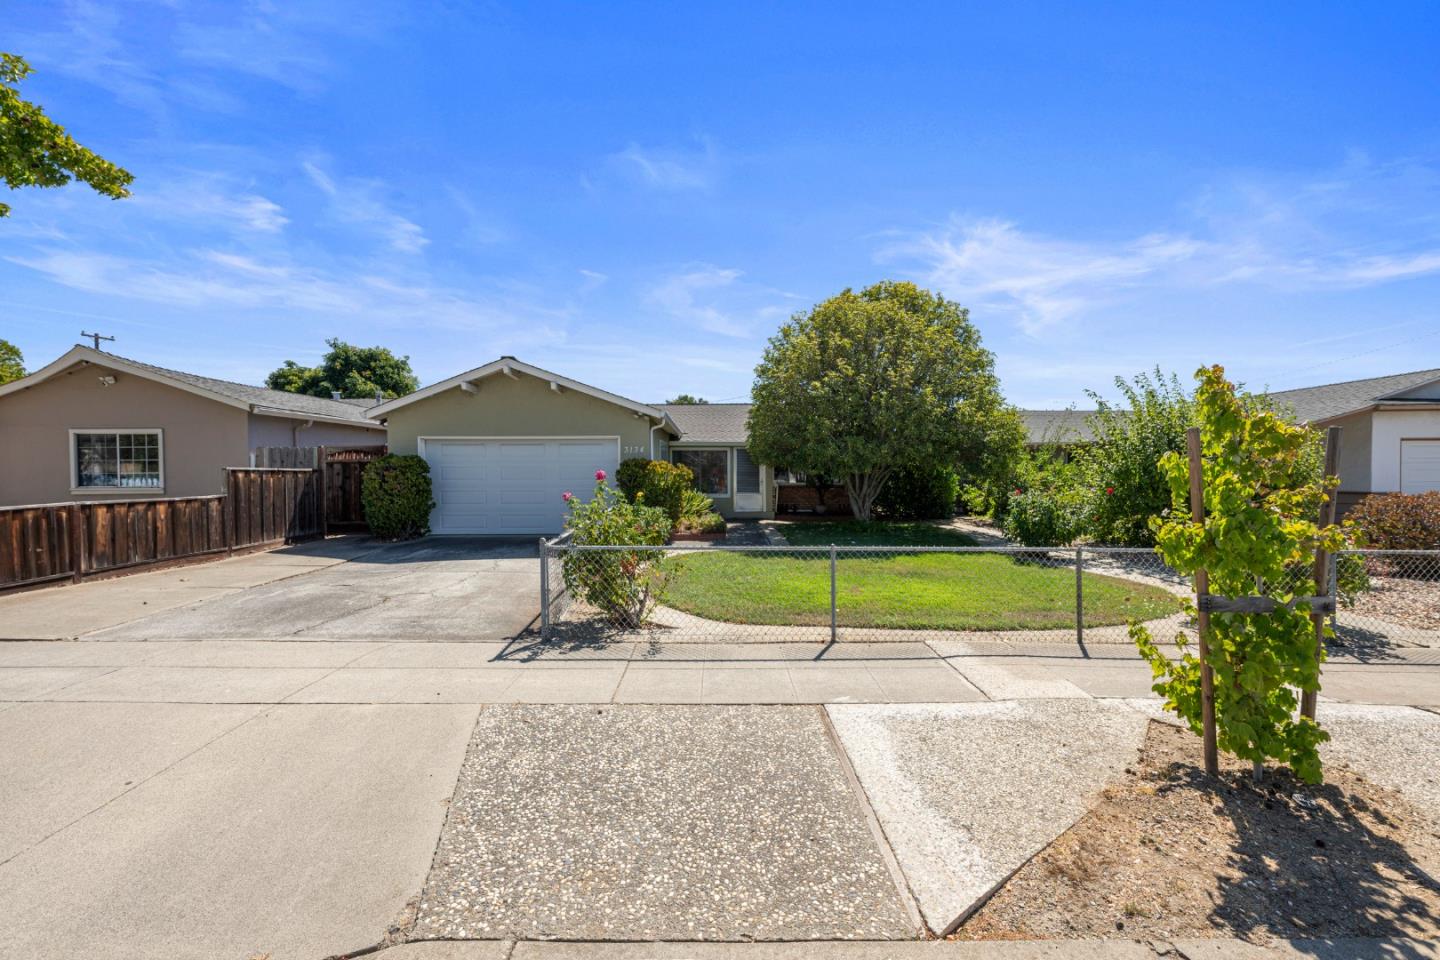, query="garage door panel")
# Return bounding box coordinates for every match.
[1401,440,1440,494]
[425,439,618,535]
